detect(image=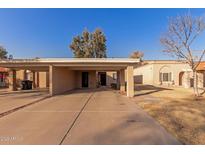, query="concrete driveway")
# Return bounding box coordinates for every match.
[0,88,180,145]
[0,89,49,116]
